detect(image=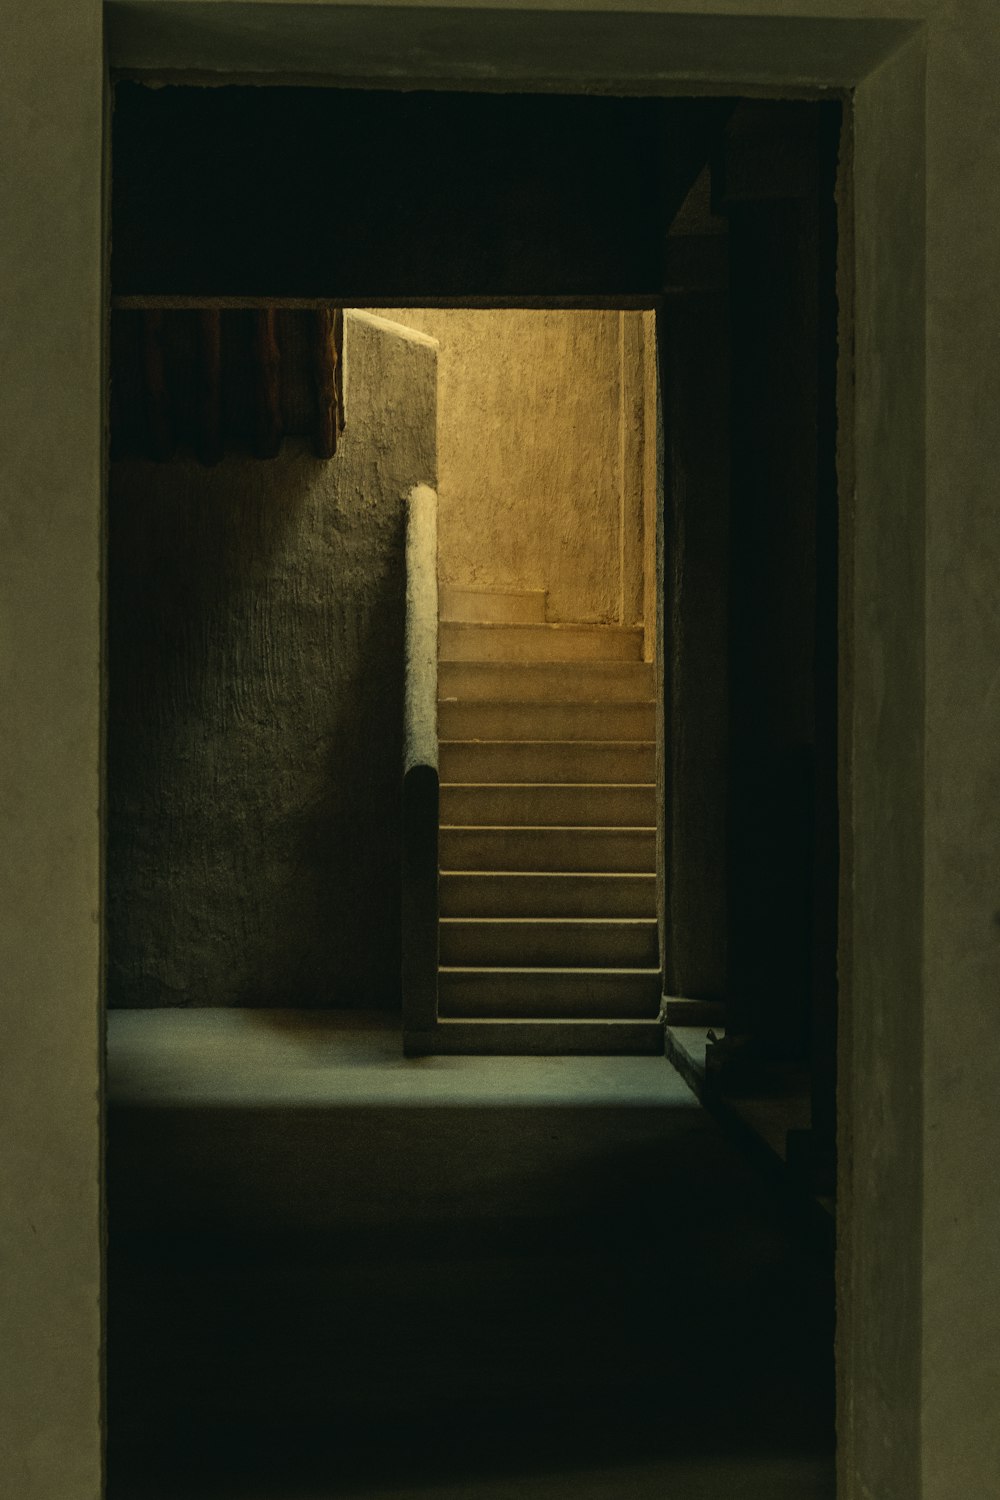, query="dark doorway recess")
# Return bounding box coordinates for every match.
[111,83,730,299]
